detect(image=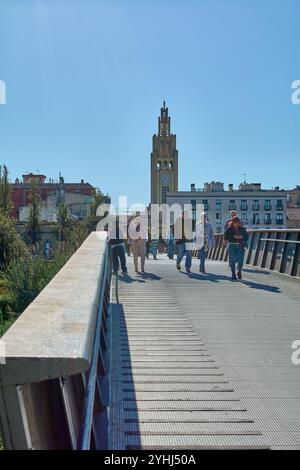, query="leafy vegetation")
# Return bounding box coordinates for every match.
[26,180,41,245]
[0,166,110,449]
[0,214,30,270]
[0,165,108,338]
[0,165,12,216]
